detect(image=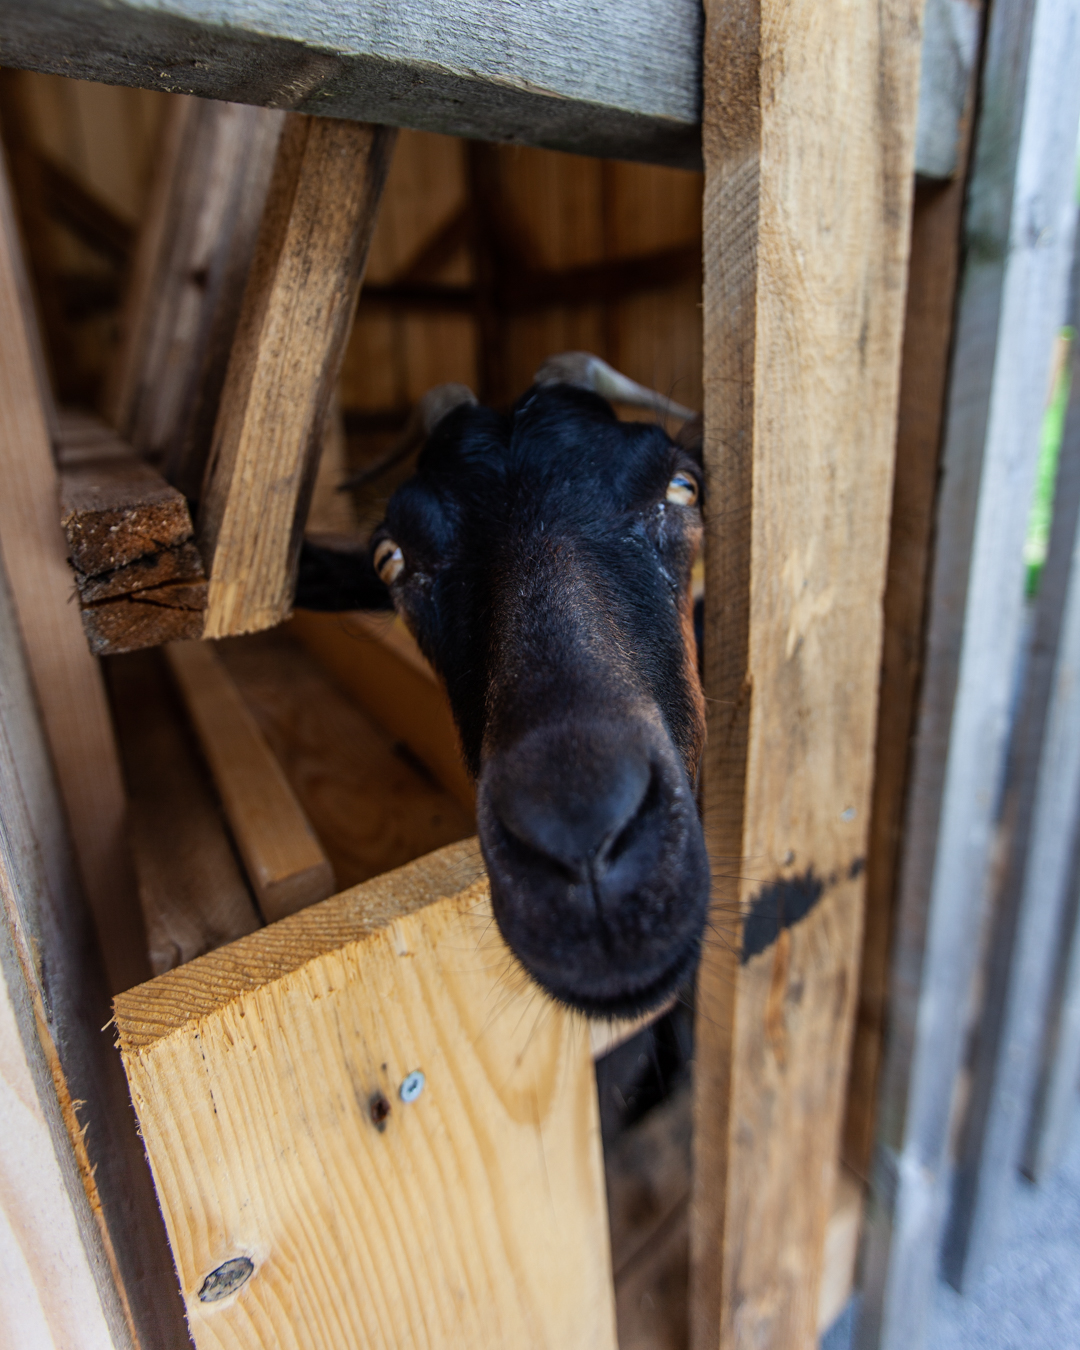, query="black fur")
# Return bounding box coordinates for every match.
[297,384,710,1017]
